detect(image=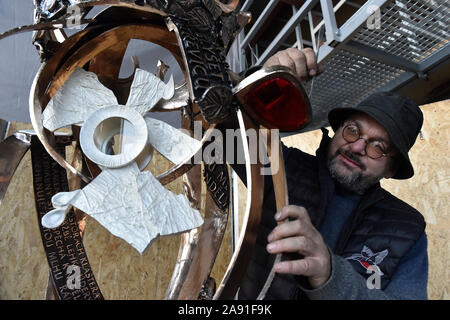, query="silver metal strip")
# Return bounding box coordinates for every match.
[317,0,390,63]
[255,0,319,65]
[320,0,340,46]
[231,168,240,253]
[239,0,280,51]
[376,43,450,93]
[292,5,304,50]
[308,11,318,53]
[333,0,390,42]
[417,43,450,73]
[342,40,421,73]
[241,0,256,12]
[313,0,353,34]
[238,32,247,72]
